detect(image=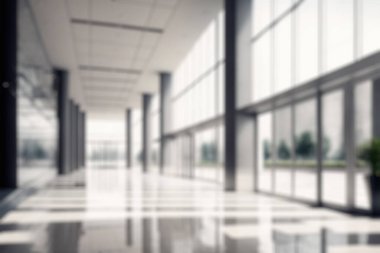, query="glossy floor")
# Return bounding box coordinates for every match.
[0,168,379,253]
